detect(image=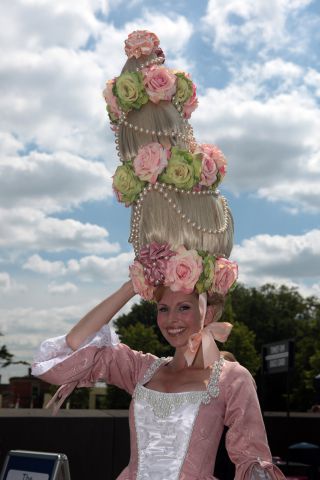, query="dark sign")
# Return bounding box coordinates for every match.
[0,451,70,480]
[262,340,294,374]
